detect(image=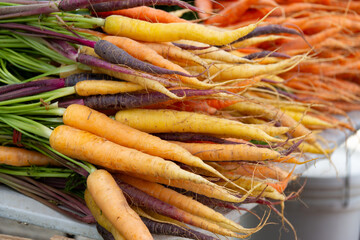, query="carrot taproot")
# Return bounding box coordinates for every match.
[116,174,252,233]
[195,0,213,19]
[205,0,257,27]
[102,15,261,45]
[74,80,144,96]
[169,141,282,161]
[175,40,252,63]
[50,125,226,189]
[62,104,237,188]
[71,88,220,110]
[115,109,285,142]
[186,55,305,81]
[224,101,317,143]
[139,216,218,240]
[152,132,237,144]
[94,39,197,77]
[84,189,125,240]
[218,177,286,200]
[95,6,187,23]
[86,170,152,240]
[282,110,335,129]
[0,146,61,167]
[129,173,242,202]
[101,36,214,88]
[142,42,208,67]
[115,178,254,238]
[216,162,290,181]
[79,47,182,99]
